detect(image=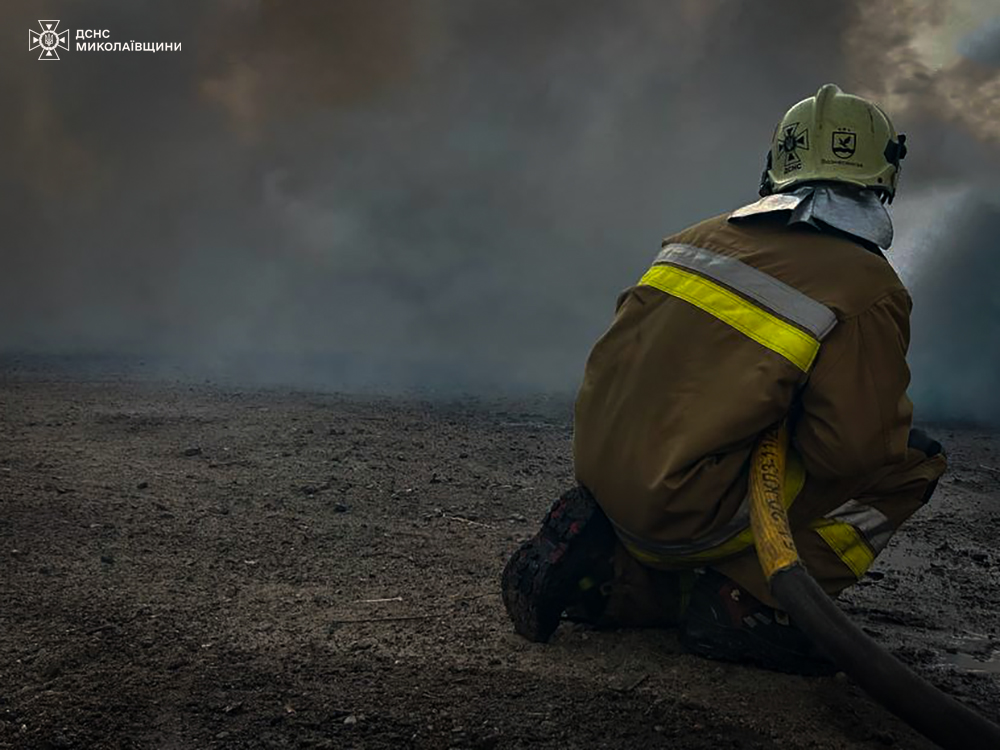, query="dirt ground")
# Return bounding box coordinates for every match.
[2,367,999,749]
